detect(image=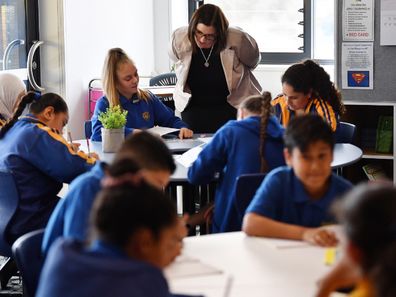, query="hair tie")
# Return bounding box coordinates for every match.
[34,92,41,101]
[101,172,143,188]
